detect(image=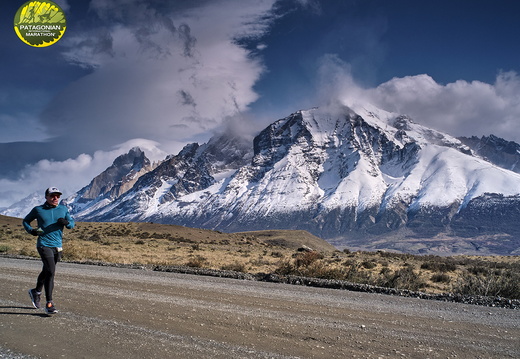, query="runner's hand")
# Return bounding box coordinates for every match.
[30,228,44,236]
